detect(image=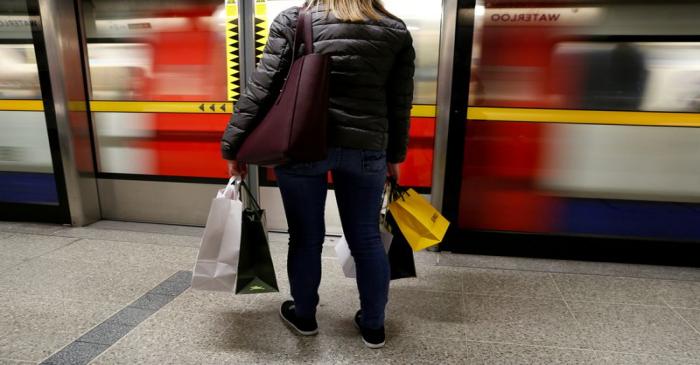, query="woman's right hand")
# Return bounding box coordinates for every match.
[387,163,400,181]
[227,160,248,178]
